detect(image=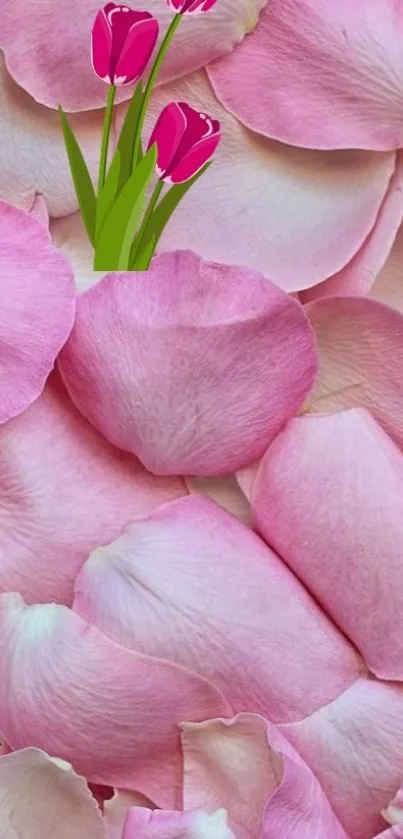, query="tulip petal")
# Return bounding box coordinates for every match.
[58,252,317,476]
[306,297,403,450]
[208,0,403,151]
[0,593,231,805]
[182,714,349,839]
[302,151,403,301]
[280,678,403,839]
[0,56,103,216]
[0,202,75,423]
[115,18,159,86]
[73,495,360,723]
[0,0,266,110]
[0,373,184,605]
[148,102,187,177]
[251,409,403,680]
[123,807,235,839]
[0,748,108,839]
[91,9,112,82]
[132,71,397,289]
[169,133,220,183]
